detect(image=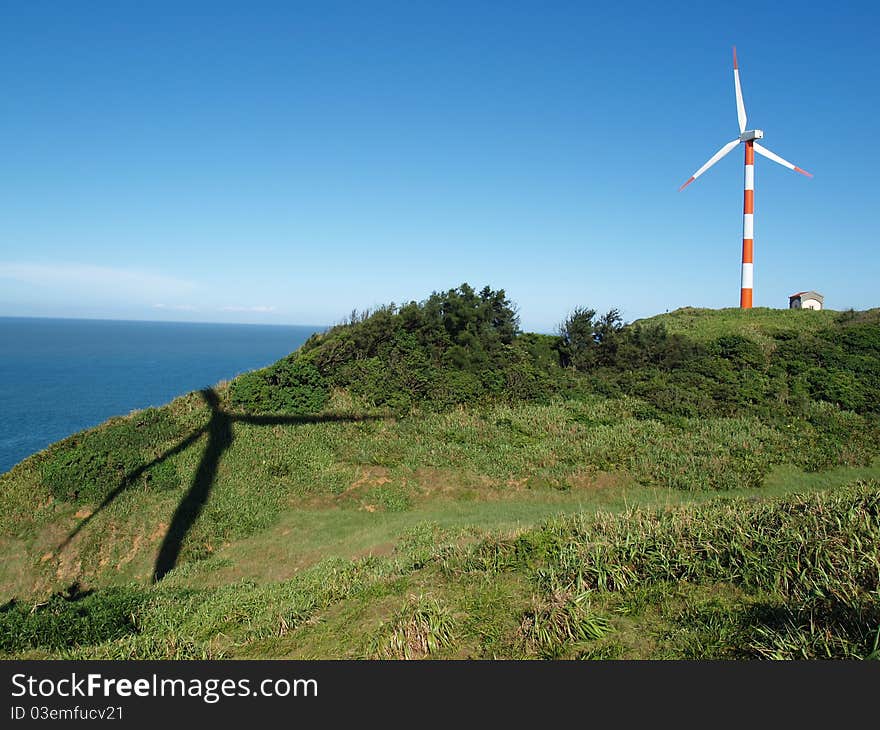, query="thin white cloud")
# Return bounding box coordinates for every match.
[153,303,198,311]
[0,262,197,300]
[219,305,277,313]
